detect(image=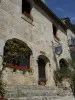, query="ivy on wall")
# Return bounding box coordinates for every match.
[0,39,33,96]
[3,39,33,73]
